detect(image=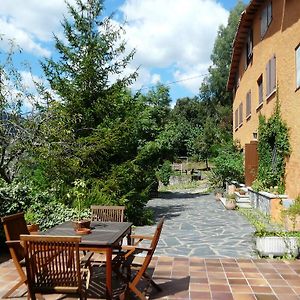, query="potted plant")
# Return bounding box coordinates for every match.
[225,193,236,210]
[70,179,91,234]
[25,209,40,233]
[214,187,224,201]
